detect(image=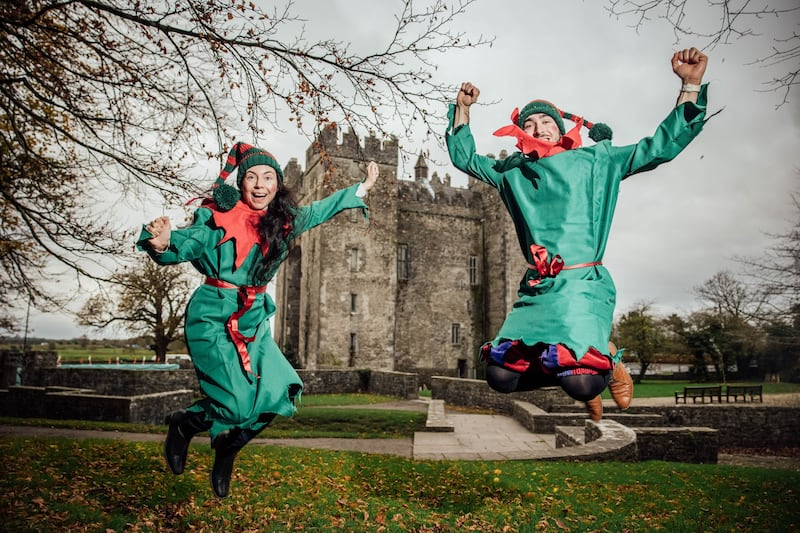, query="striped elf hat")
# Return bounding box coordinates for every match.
[516,99,613,142]
[212,142,284,211]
